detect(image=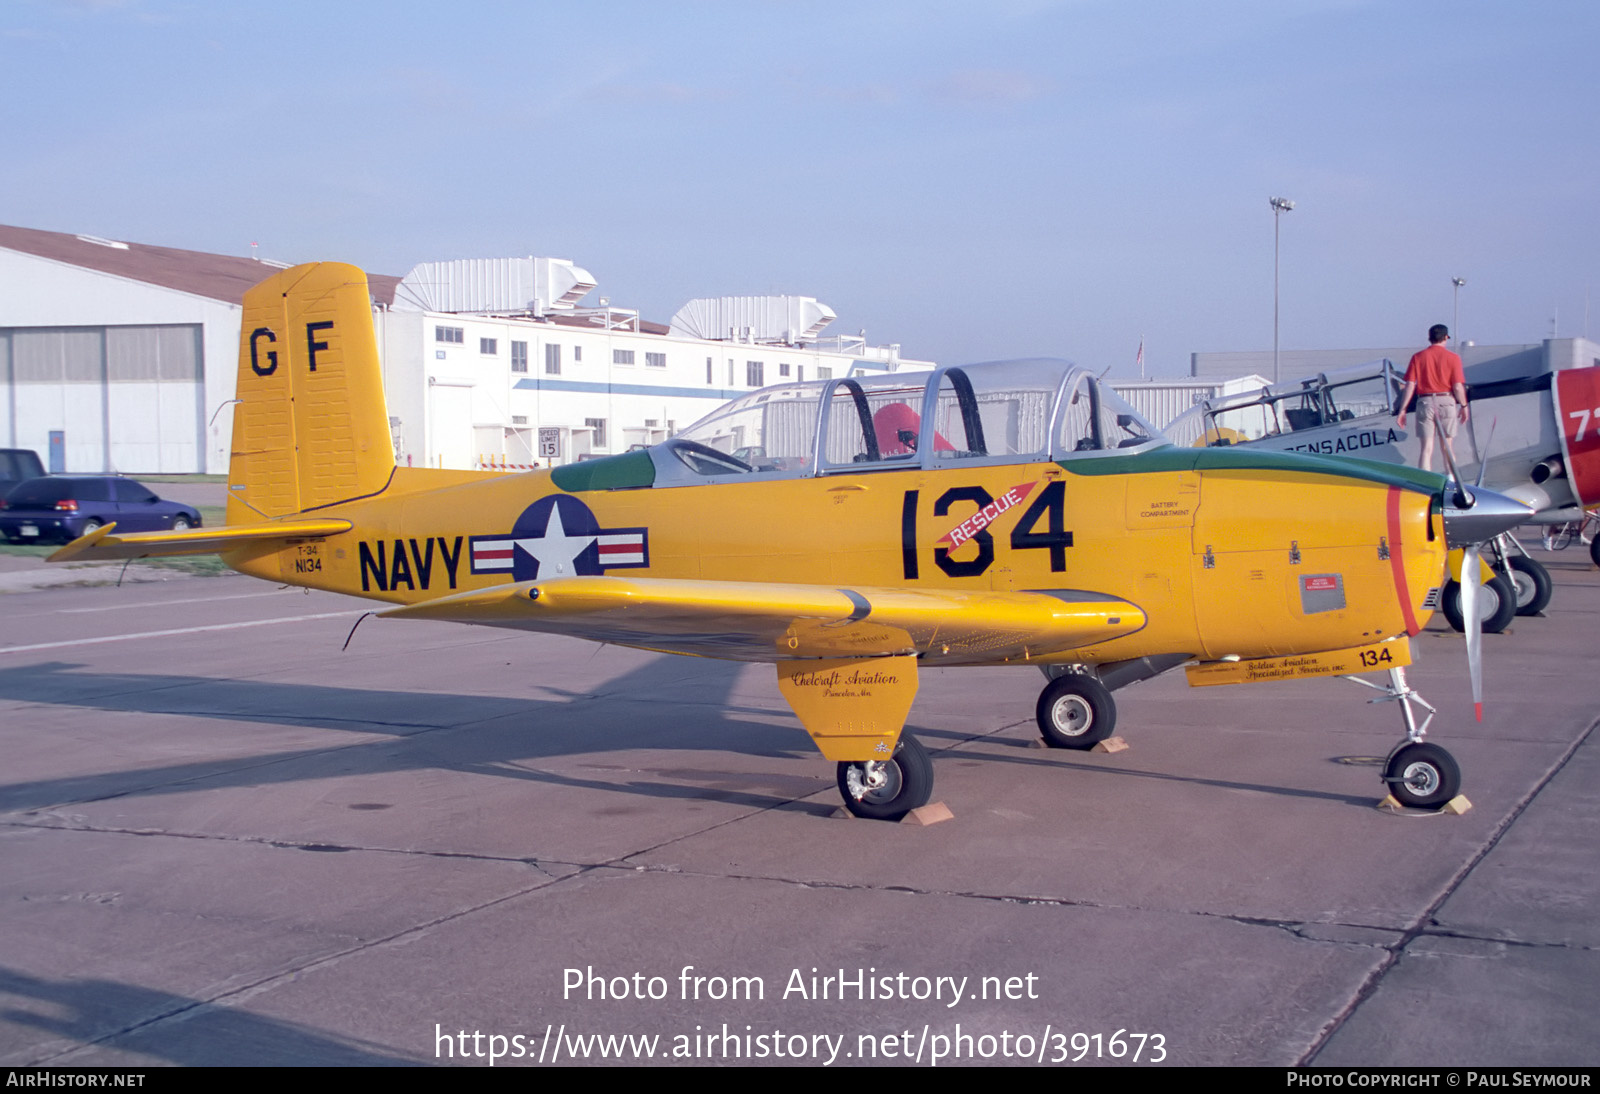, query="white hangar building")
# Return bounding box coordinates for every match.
[0,224,394,474]
[0,225,932,474]
[380,257,933,470]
